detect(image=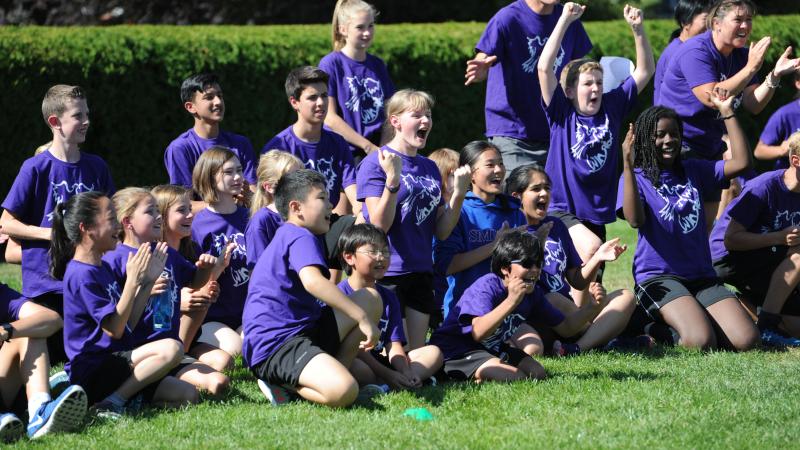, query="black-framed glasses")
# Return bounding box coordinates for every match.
[510,257,537,269]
